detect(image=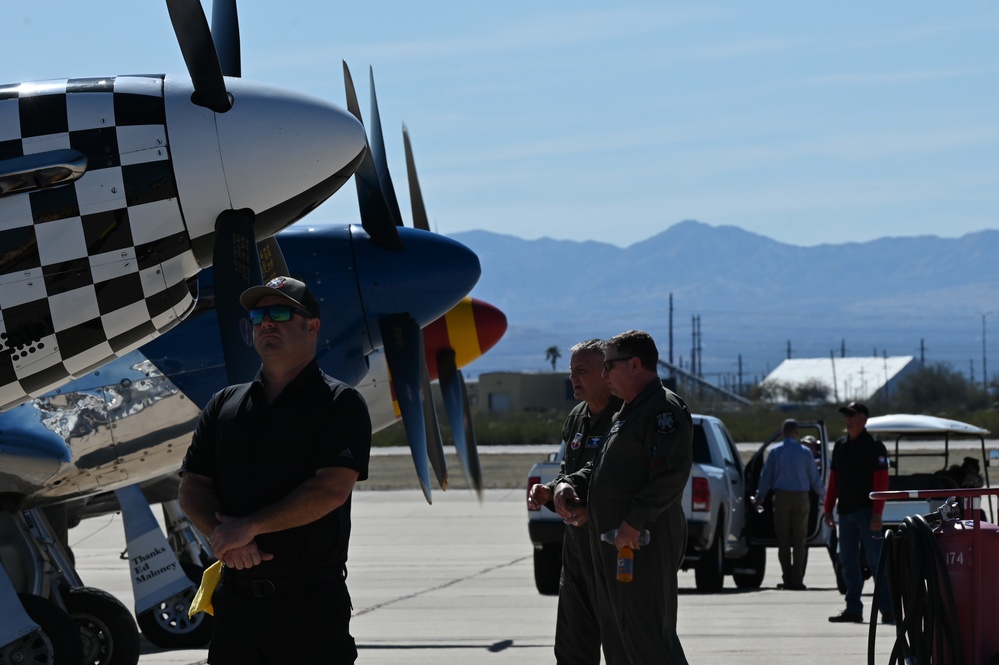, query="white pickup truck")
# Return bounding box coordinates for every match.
[527,413,768,594]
